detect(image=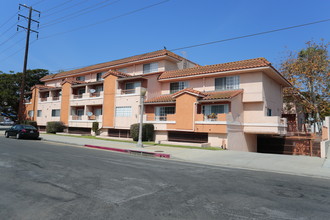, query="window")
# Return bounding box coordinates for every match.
[266,108,272,116]
[76,76,85,81]
[170,81,189,94]
[215,76,239,91]
[94,108,102,116]
[155,106,175,121]
[124,81,141,94]
[95,85,103,93]
[143,62,158,74]
[202,104,229,116]
[28,110,34,117]
[37,110,42,117]
[118,68,128,73]
[115,106,132,117]
[77,88,85,95]
[51,109,60,117]
[96,72,105,81]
